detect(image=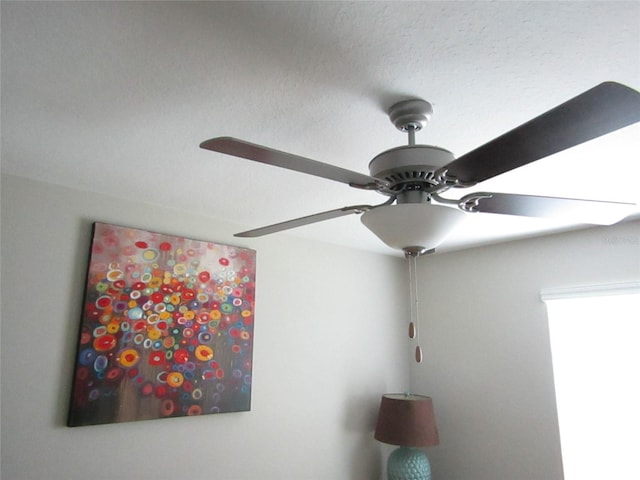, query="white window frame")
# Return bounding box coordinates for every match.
[541,282,640,480]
